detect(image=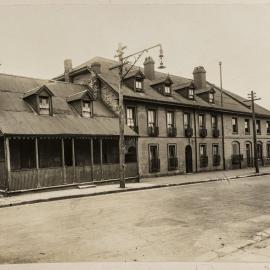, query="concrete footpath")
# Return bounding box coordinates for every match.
[0,167,269,208]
